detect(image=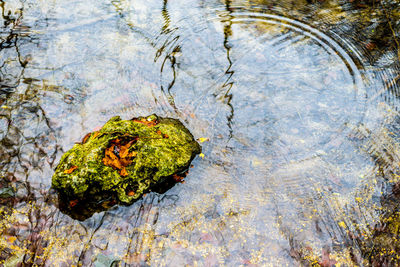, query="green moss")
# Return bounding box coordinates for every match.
[52,115,201,207]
